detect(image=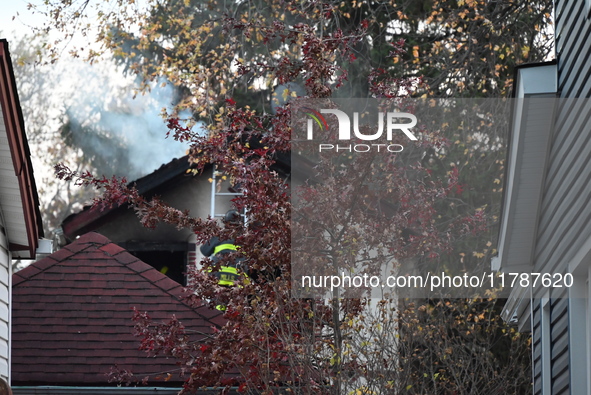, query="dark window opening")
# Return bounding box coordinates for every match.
[117,242,193,286]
